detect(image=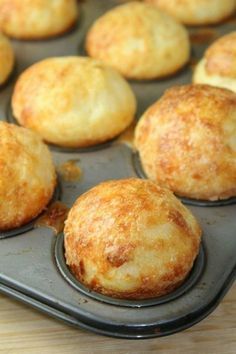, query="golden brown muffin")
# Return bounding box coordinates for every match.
[135,84,236,201]
[0,122,56,231]
[193,32,236,93]
[64,178,201,300]
[12,56,136,147]
[0,0,79,39]
[145,0,236,26]
[0,31,14,84]
[86,2,190,80]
